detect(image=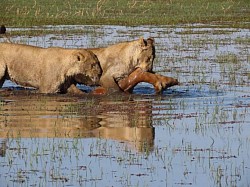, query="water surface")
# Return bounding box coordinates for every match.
[0,24,249,187]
